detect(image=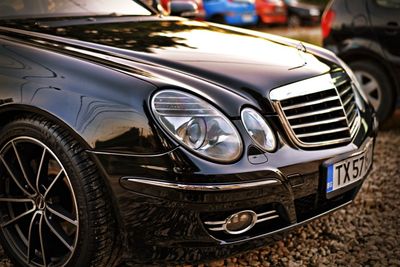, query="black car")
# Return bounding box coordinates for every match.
[0,0,377,266]
[284,0,322,27]
[322,0,400,122]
